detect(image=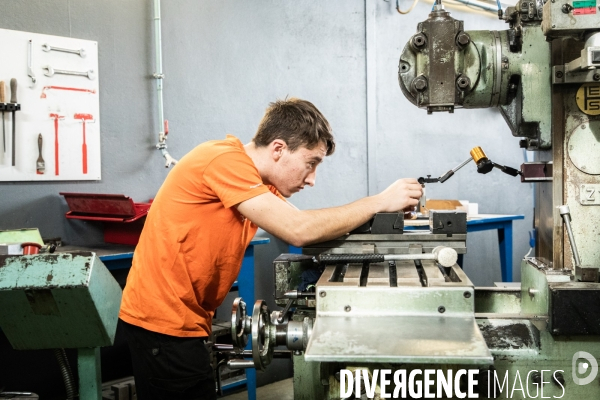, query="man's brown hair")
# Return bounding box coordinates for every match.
[253,98,335,156]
